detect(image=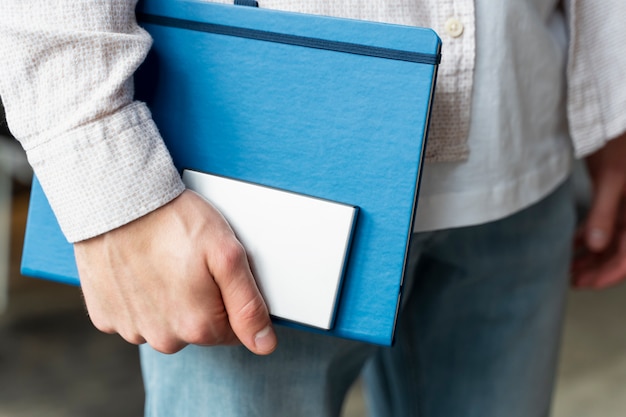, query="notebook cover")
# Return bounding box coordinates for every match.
[21,0,441,345]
